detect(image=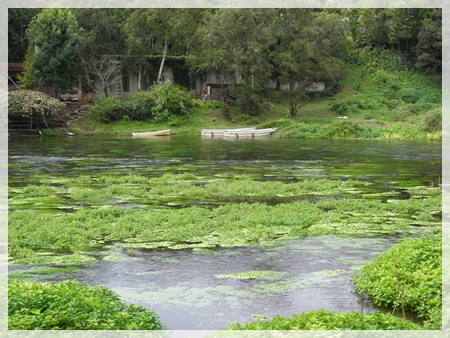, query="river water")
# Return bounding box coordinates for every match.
[8,135,442,329]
